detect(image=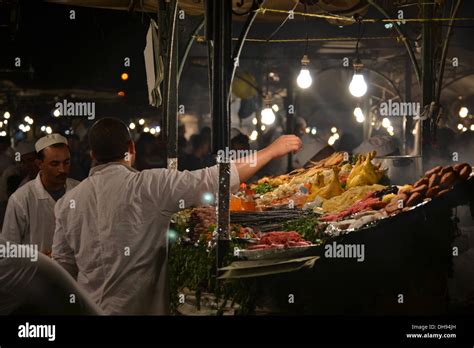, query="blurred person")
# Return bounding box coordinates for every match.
[0,236,102,315]
[0,137,14,176]
[0,140,39,227]
[1,134,79,255]
[178,124,187,159]
[179,134,211,171]
[230,128,250,152]
[52,117,302,315]
[67,134,87,181]
[134,132,156,170]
